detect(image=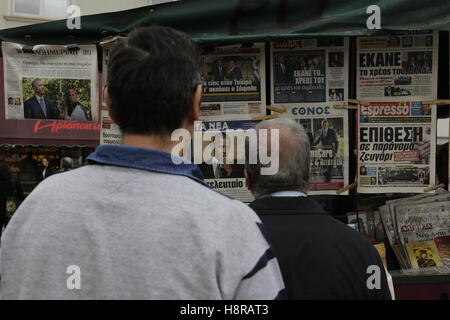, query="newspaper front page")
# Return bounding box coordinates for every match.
[358,101,436,193]
[194,120,259,202]
[357,31,438,101]
[199,45,266,121]
[270,38,349,194]
[2,42,98,122]
[356,32,438,193]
